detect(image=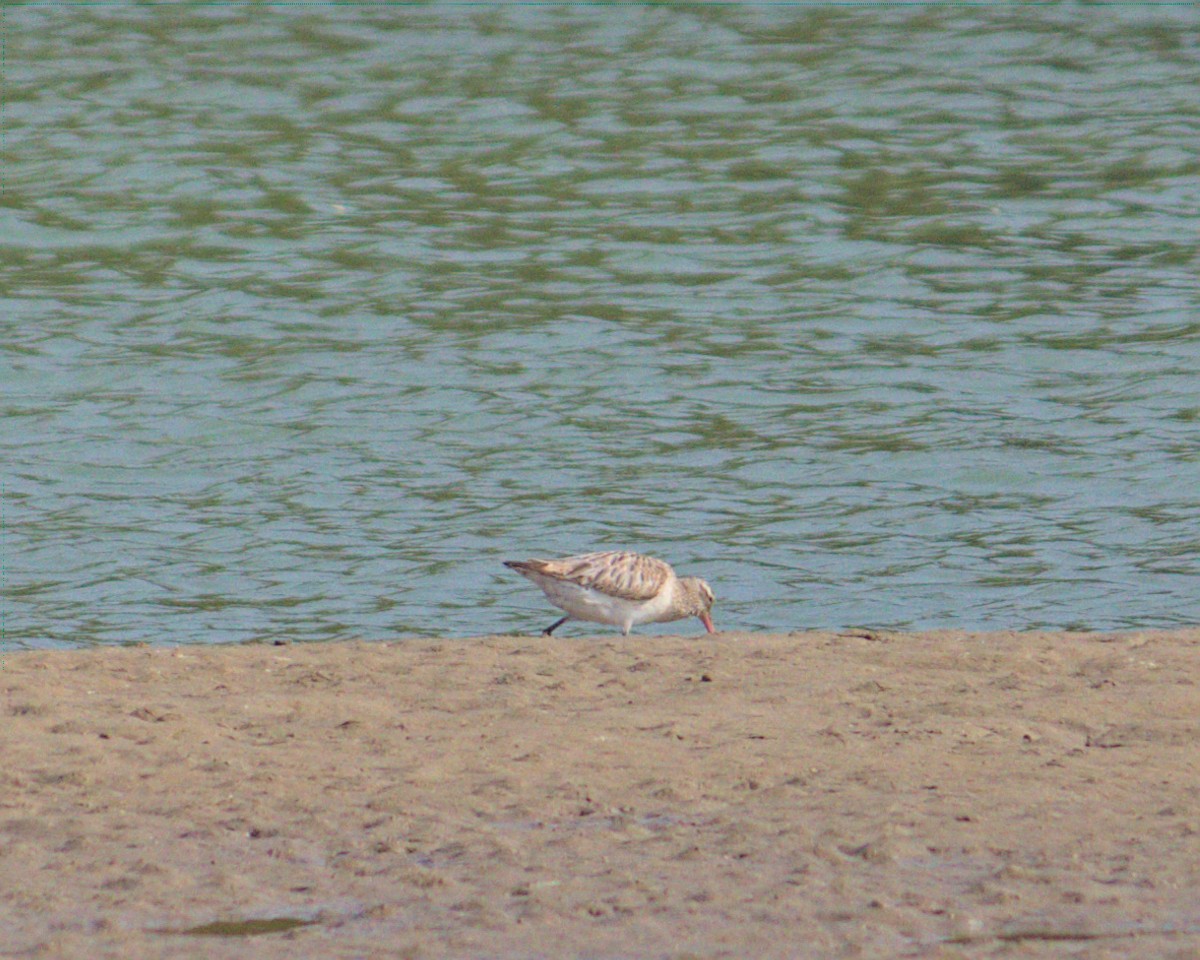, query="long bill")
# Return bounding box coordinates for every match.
[699,612,716,633]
